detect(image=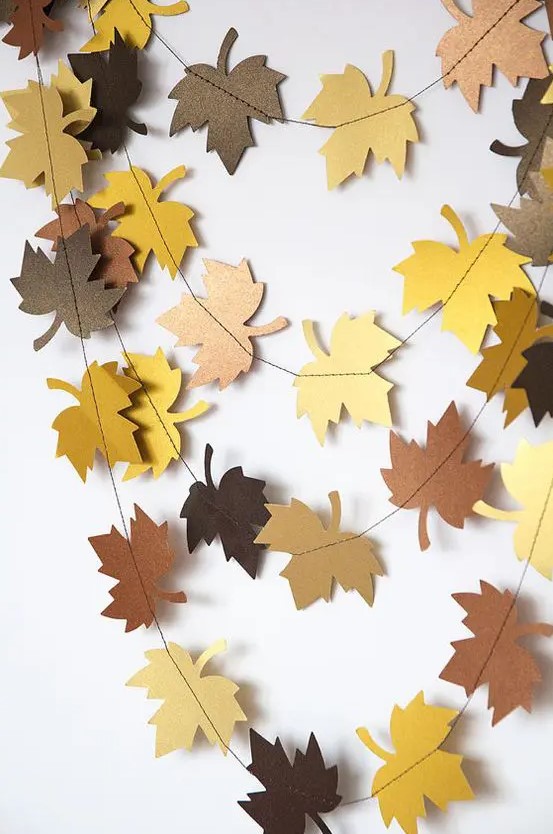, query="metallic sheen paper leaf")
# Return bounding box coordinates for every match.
[492,171,553,265]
